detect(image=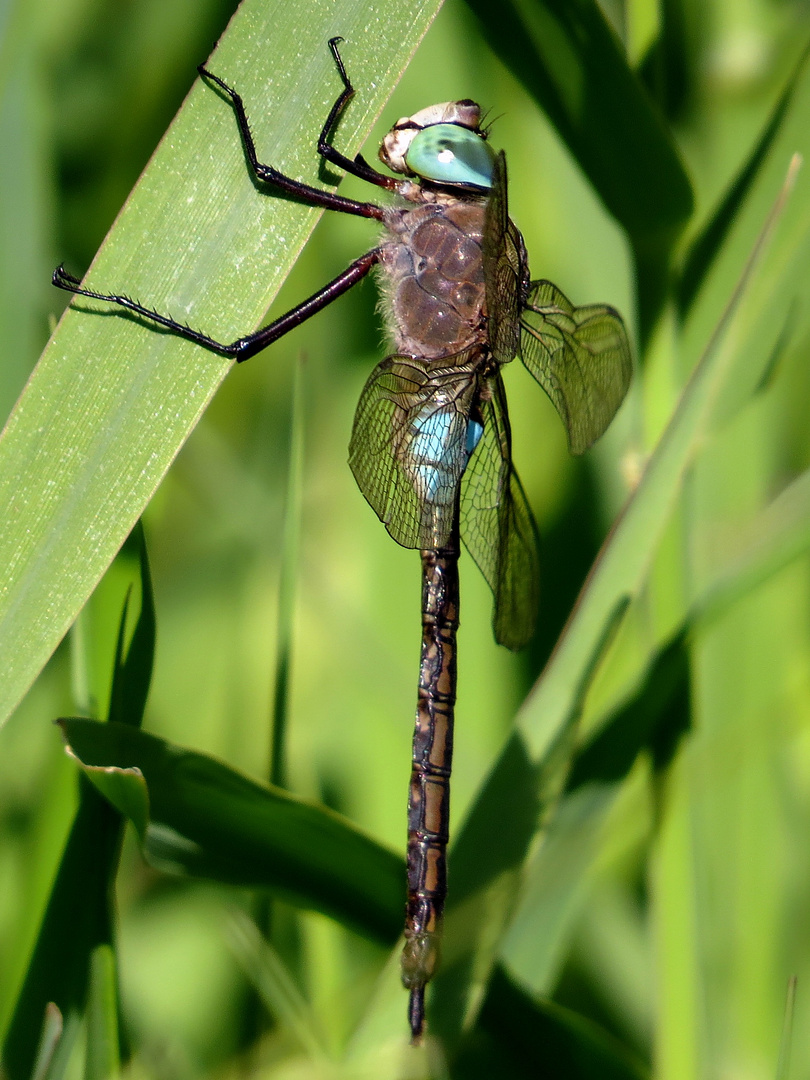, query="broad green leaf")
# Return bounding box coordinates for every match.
[60,719,403,946]
[0,0,443,728]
